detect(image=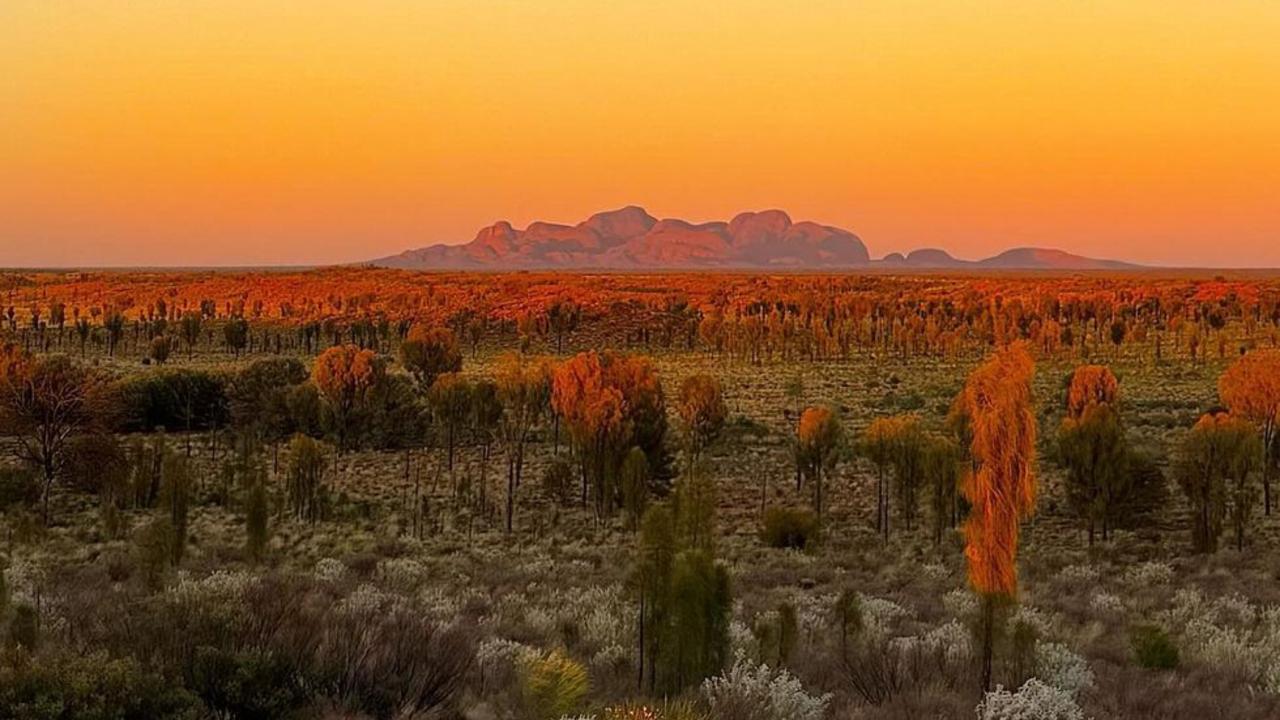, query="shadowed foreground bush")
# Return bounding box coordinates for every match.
[761,507,820,550]
[1131,625,1179,670]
